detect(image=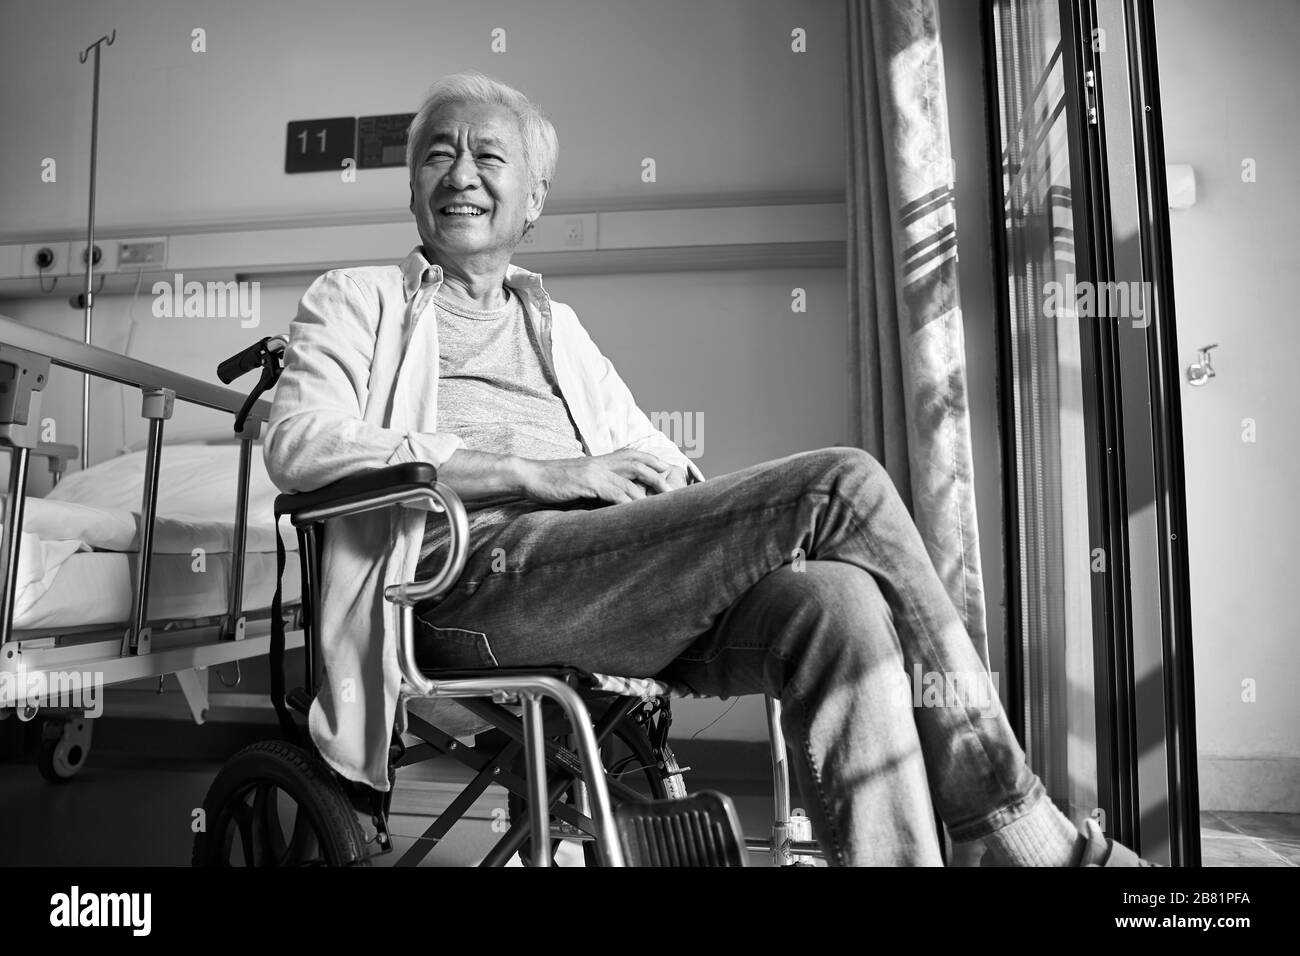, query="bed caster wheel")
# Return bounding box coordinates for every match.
[192,740,371,867]
[38,717,93,783]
